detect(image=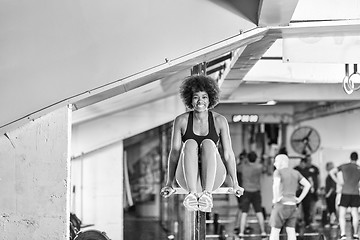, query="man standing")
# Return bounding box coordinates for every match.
[238,151,266,238]
[294,158,312,227]
[324,161,338,226]
[269,154,311,240]
[305,155,320,227]
[330,152,360,240]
